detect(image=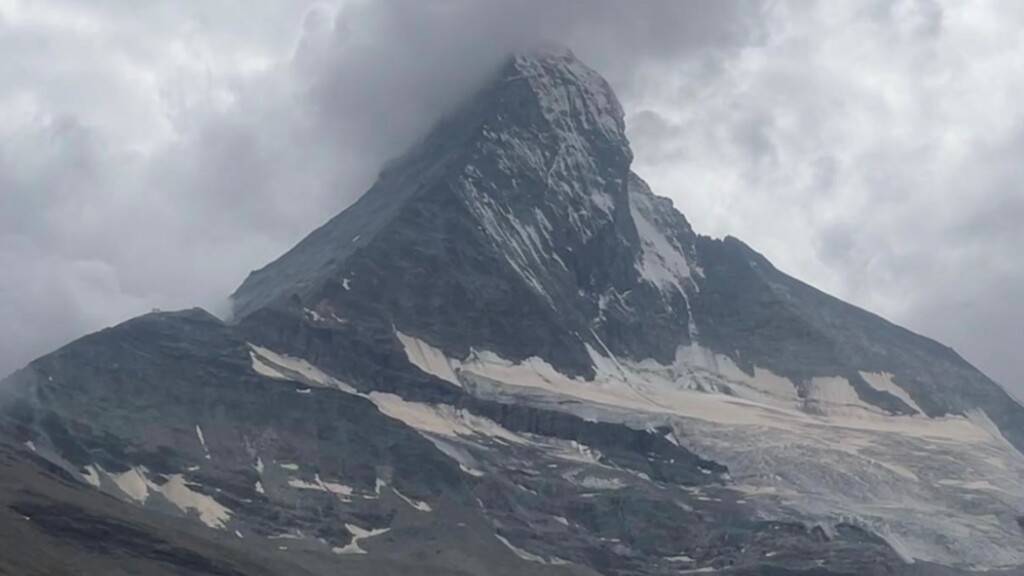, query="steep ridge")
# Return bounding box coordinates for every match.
[3,48,1024,575]
[233,48,696,377]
